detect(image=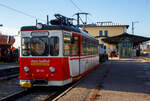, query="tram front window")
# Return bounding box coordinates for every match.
[31,37,48,56]
[21,37,30,56]
[50,37,59,56]
[22,37,30,56]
